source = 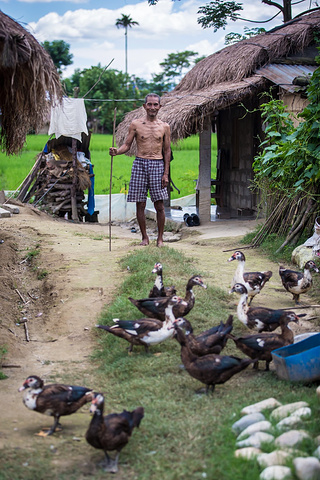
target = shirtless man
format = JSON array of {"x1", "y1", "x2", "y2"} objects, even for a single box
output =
[{"x1": 109, "y1": 93, "x2": 171, "y2": 247}]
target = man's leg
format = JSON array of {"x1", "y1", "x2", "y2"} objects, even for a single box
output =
[
  {"x1": 154, "y1": 200, "x2": 165, "y2": 247},
  {"x1": 136, "y1": 201, "x2": 149, "y2": 246}
]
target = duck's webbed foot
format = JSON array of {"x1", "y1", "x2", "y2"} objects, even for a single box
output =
[{"x1": 102, "y1": 452, "x2": 119, "y2": 473}]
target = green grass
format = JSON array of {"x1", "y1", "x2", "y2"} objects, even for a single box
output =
[
  {"x1": 89, "y1": 247, "x2": 320, "y2": 480},
  {"x1": 0, "y1": 133, "x2": 218, "y2": 200},
  {"x1": 3, "y1": 246, "x2": 320, "y2": 479}
]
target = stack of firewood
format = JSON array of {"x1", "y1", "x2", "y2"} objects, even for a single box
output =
[{"x1": 17, "y1": 142, "x2": 92, "y2": 221}]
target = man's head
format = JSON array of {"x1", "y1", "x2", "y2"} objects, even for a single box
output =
[{"x1": 143, "y1": 93, "x2": 161, "y2": 118}]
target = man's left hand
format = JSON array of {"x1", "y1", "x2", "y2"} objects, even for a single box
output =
[{"x1": 162, "y1": 174, "x2": 169, "y2": 189}]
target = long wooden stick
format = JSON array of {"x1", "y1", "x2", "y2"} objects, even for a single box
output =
[{"x1": 109, "y1": 108, "x2": 117, "y2": 252}]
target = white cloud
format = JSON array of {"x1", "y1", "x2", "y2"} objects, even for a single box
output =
[{"x1": 20, "y1": 0, "x2": 87, "y2": 3}]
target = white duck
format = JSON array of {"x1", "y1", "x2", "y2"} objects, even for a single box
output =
[
  {"x1": 96, "y1": 295, "x2": 187, "y2": 352},
  {"x1": 228, "y1": 251, "x2": 272, "y2": 304}
]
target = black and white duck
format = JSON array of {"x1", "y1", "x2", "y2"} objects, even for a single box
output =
[
  {"x1": 86, "y1": 393, "x2": 144, "y2": 473},
  {"x1": 173, "y1": 315, "x2": 234, "y2": 356},
  {"x1": 279, "y1": 260, "x2": 319, "y2": 304},
  {"x1": 149, "y1": 262, "x2": 176, "y2": 298},
  {"x1": 230, "y1": 283, "x2": 302, "y2": 332},
  {"x1": 228, "y1": 313, "x2": 298, "y2": 370},
  {"x1": 96, "y1": 295, "x2": 187, "y2": 352},
  {"x1": 173, "y1": 323, "x2": 253, "y2": 394},
  {"x1": 129, "y1": 275, "x2": 207, "y2": 321},
  {"x1": 228, "y1": 251, "x2": 272, "y2": 304},
  {"x1": 18, "y1": 375, "x2": 94, "y2": 436}
]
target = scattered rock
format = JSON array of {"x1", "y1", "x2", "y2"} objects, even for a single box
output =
[
  {"x1": 257, "y1": 451, "x2": 292, "y2": 468},
  {"x1": 235, "y1": 447, "x2": 262, "y2": 460},
  {"x1": 232, "y1": 412, "x2": 266, "y2": 435},
  {"x1": 270, "y1": 402, "x2": 309, "y2": 422},
  {"x1": 259, "y1": 465, "x2": 293, "y2": 480},
  {"x1": 236, "y1": 431, "x2": 275, "y2": 449},
  {"x1": 241, "y1": 398, "x2": 282, "y2": 416},
  {"x1": 276, "y1": 415, "x2": 303, "y2": 431},
  {"x1": 275, "y1": 430, "x2": 312, "y2": 448},
  {"x1": 237, "y1": 421, "x2": 273, "y2": 440},
  {"x1": 314, "y1": 446, "x2": 320, "y2": 459},
  {"x1": 293, "y1": 456, "x2": 320, "y2": 480}
]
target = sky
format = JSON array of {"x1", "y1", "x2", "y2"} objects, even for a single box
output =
[{"x1": 0, "y1": 0, "x2": 315, "y2": 81}]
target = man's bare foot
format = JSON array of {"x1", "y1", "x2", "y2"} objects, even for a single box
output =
[
  {"x1": 139, "y1": 238, "x2": 149, "y2": 246},
  {"x1": 157, "y1": 240, "x2": 164, "y2": 247}
]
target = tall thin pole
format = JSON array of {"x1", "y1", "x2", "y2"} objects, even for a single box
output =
[{"x1": 109, "y1": 107, "x2": 117, "y2": 252}]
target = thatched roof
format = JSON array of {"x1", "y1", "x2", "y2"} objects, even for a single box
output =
[
  {"x1": 116, "y1": 10, "x2": 320, "y2": 154},
  {"x1": 0, "y1": 11, "x2": 63, "y2": 155}
]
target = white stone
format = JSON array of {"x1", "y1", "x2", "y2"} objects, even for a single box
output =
[
  {"x1": 232, "y1": 412, "x2": 266, "y2": 435},
  {"x1": 291, "y1": 407, "x2": 312, "y2": 420},
  {"x1": 237, "y1": 421, "x2": 273, "y2": 440},
  {"x1": 236, "y1": 431, "x2": 275, "y2": 449},
  {"x1": 314, "y1": 446, "x2": 320, "y2": 459},
  {"x1": 293, "y1": 457, "x2": 320, "y2": 480},
  {"x1": 234, "y1": 447, "x2": 262, "y2": 460},
  {"x1": 275, "y1": 430, "x2": 312, "y2": 448},
  {"x1": 241, "y1": 398, "x2": 282, "y2": 416},
  {"x1": 260, "y1": 465, "x2": 293, "y2": 480},
  {"x1": 257, "y1": 451, "x2": 292, "y2": 468},
  {"x1": 276, "y1": 415, "x2": 303, "y2": 431},
  {"x1": 270, "y1": 402, "x2": 309, "y2": 421}
]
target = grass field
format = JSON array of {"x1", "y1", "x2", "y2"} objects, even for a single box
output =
[{"x1": 0, "y1": 134, "x2": 218, "y2": 200}]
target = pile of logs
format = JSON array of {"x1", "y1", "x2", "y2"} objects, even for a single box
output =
[{"x1": 17, "y1": 135, "x2": 92, "y2": 221}]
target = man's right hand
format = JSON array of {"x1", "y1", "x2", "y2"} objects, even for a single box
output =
[{"x1": 109, "y1": 147, "x2": 117, "y2": 156}]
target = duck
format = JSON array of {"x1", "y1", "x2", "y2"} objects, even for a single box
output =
[
  {"x1": 228, "y1": 251, "x2": 272, "y2": 304},
  {"x1": 129, "y1": 275, "x2": 207, "y2": 321},
  {"x1": 279, "y1": 260, "x2": 319, "y2": 304},
  {"x1": 18, "y1": 375, "x2": 94, "y2": 436},
  {"x1": 173, "y1": 323, "x2": 253, "y2": 394},
  {"x1": 86, "y1": 393, "x2": 144, "y2": 473},
  {"x1": 173, "y1": 315, "x2": 234, "y2": 356},
  {"x1": 96, "y1": 295, "x2": 188, "y2": 353},
  {"x1": 149, "y1": 262, "x2": 176, "y2": 298},
  {"x1": 227, "y1": 313, "x2": 298, "y2": 370},
  {"x1": 230, "y1": 283, "x2": 303, "y2": 332}
]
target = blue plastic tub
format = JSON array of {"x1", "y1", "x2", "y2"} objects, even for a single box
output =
[{"x1": 271, "y1": 332, "x2": 320, "y2": 382}]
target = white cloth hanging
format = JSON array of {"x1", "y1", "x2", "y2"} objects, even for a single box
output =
[{"x1": 49, "y1": 97, "x2": 88, "y2": 142}]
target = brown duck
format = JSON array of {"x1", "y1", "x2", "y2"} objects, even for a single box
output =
[
  {"x1": 174, "y1": 315, "x2": 233, "y2": 355},
  {"x1": 279, "y1": 260, "x2": 319, "y2": 304},
  {"x1": 149, "y1": 262, "x2": 176, "y2": 298},
  {"x1": 173, "y1": 323, "x2": 253, "y2": 394},
  {"x1": 129, "y1": 275, "x2": 207, "y2": 321},
  {"x1": 18, "y1": 375, "x2": 94, "y2": 436},
  {"x1": 86, "y1": 393, "x2": 144, "y2": 473},
  {"x1": 228, "y1": 313, "x2": 298, "y2": 370}
]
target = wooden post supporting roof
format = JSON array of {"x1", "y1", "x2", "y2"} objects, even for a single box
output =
[
  {"x1": 198, "y1": 118, "x2": 212, "y2": 223},
  {"x1": 71, "y1": 87, "x2": 80, "y2": 221}
]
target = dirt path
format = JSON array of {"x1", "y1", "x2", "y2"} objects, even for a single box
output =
[{"x1": 0, "y1": 204, "x2": 318, "y2": 463}]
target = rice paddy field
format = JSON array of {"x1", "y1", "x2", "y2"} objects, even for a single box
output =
[{"x1": 0, "y1": 134, "x2": 218, "y2": 200}]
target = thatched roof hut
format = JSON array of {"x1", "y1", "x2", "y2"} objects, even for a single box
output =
[
  {"x1": 0, "y1": 11, "x2": 63, "y2": 155},
  {"x1": 117, "y1": 10, "x2": 320, "y2": 148},
  {"x1": 116, "y1": 10, "x2": 320, "y2": 222}
]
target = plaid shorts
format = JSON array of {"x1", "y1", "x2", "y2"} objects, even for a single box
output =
[{"x1": 127, "y1": 157, "x2": 168, "y2": 203}]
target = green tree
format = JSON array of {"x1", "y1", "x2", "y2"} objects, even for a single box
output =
[
  {"x1": 152, "y1": 50, "x2": 199, "y2": 91},
  {"x1": 148, "y1": 1, "x2": 318, "y2": 31},
  {"x1": 42, "y1": 40, "x2": 73, "y2": 74},
  {"x1": 115, "y1": 14, "x2": 139, "y2": 79},
  {"x1": 72, "y1": 65, "x2": 141, "y2": 133},
  {"x1": 225, "y1": 26, "x2": 266, "y2": 45}
]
